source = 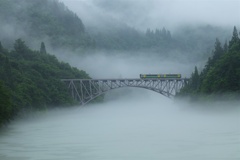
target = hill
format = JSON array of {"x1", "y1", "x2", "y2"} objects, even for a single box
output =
[
  {"x1": 178, "y1": 27, "x2": 240, "y2": 101},
  {"x1": 0, "y1": 0, "x2": 95, "y2": 51},
  {"x1": 0, "y1": 39, "x2": 92, "y2": 126},
  {"x1": 0, "y1": 0, "x2": 232, "y2": 62},
  {"x1": 86, "y1": 20, "x2": 232, "y2": 62}
]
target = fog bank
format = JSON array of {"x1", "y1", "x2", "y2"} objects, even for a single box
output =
[
  {"x1": 60, "y1": 0, "x2": 240, "y2": 30},
  {"x1": 0, "y1": 89, "x2": 239, "y2": 160},
  {"x1": 55, "y1": 50, "x2": 200, "y2": 79}
]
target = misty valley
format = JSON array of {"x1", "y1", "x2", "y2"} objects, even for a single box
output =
[{"x1": 0, "y1": 0, "x2": 240, "y2": 160}]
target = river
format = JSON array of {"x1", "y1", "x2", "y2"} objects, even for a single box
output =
[{"x1": 0, "y1": 89, "x2": 239, "y2": 160}]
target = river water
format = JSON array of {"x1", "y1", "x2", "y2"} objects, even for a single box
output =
[{"x1": 0, "y1": 90, "x2": 239, "y2": 160}]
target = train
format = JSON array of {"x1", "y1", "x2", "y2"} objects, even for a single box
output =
[{"x1": 140, "y1": 74, "x2": 181, "y2": 79}]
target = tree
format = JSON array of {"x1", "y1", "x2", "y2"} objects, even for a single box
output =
[
  {"x1": 212, "y1": 38, "x2": 224, "y2": 62},
  {"x1": 201, "y1": 38, "x2": 224, "y2": 79},
  {"x1": 0, "y1": 81, "x2": 13, "y2": 125},
  {"x1": 223, "y1": 40, "x2": 228, "y2": 53},
  {"x1": 13, "y1": 39, "x2": 31, "y2": 59},
  {"x1": 146, "y1": 28, "x2": 154, "y2": 38},
  {"x1": 40, "y1": 42, "x2": 47, "y2": 54},
  {"x1": 162, "y1": 27, "x2": 167, "y2": 38},
  {"x1": 229, "y1": 26, "x2": 240, "y2": 49},
  {"x1": 191, "y1": 66, "x2": 200, "y2": 90},
  {"x1": 0, "y1": 41, "x2": 3, "y2": 52},
  {"x1": 178, "y1": 26, "x2": 240, "y2": 100}
]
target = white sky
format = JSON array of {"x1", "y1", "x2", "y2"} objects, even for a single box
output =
[{"x1": 60, "y1": 0, "x2": 240, "y2": 30}]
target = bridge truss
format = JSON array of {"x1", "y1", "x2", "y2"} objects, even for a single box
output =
[{"x1": 61, "y1": 78, "x2": 188, "y2": 105}]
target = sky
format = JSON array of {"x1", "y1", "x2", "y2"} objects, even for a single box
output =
[{"x1": 60, "y1": 0, "x2": 240, "y2": 30}]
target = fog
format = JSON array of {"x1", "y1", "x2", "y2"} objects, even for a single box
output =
[
  {"x1": 0, "y1": 0, "x2": 240, "y2": 159},
  {"x1": 0, "y1": 88, "x2": 239, "y2": 160},
  {"x1": 1, "y1": 48, "x2": 240, "y2": 159},
  {"x1": 60, "y1": 0, "x2": 240, "y2": 30},
  {"x1": 55, "y1": 51, "x2": 197, "y2": 78}
]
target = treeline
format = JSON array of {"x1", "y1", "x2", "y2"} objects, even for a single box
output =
[
  {"x1": 91, "y1": 26, "x2": 173, "y2": 51},
  {"x1": 178, "y1": 27, "x2": 240, "y2": 100},
  {"x1": 0, "y1": 39, "x2": 91, "y2": 126},
  {"x1": 90, "y1": 24, "x2": 230, "y2": 62}
]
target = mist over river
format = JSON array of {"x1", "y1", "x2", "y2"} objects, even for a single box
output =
[
  {"x1": 0, "y1": 52, "x2": 240, "y2": 160},
  {"x1": 0, "y1": 0, "x2": 239, "y2": 159},
  {"x1": 0, "y1": 89, "x2": 239, "y2": 160}
]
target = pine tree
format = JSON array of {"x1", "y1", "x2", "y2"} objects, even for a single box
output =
[
  {"x1": 223, "y1": 40, "x2": 228, "y2": 53},
  {"x1": 202, "y1": 38, "x2": 224, "y2": 74},
  {"x1": 14, "y1": 39, "x2": 29, "y2": 55},
  {"x1": 190, "y1": 66, "x2": 200, "y2": 90},
  {"x1": 155, "y1": 29, "x2": 161, "y2": 40},
  {"x1": 0, "y1": 81, "x2": 13, "y2": 125},
  {"x1": 40, "y1": 42, "x2": 47, "y2": 54},
  {"x1": 162, "y1": 27, "x2": 167, "y2": 38},
  {"x1": 212, "y1": 38, "x2": 224, "y2": 61},
  {"x1": 229, "y1": 26, "x2": 240, "y2": 49},
  {"x1": 0, "y1": 41, "x2": 3, "y2": 52}
]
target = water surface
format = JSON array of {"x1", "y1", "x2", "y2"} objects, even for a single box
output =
[{"x1": 0, "y1": 90, "x2": 239, "y2": 160}]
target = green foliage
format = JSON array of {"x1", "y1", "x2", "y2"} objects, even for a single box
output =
[
  {"x1": 0, "y1": 40, "x2": 94, "y2": 126},
  {"x1": 178, "y1": 26, "x2": 240, "y2": 101},
  {"x1": 202, "y1": 46, "x2": 240, "y2": 93},
  {"x1": 0, "y1": 81, "x2": 13, "y2": 126},
  {"x1": 229, "y1": 26, "x2": 240, "y2": 49},
  {"x1": 191, "y1": 66, "x2": 200, "y2": 91},
  {"x1": 177, "y1": 66, "x2": 200, "y2": 100}
]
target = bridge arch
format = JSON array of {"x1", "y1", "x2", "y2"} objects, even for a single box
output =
[
  {"x1": 61, "y1": 78, "x2": 188, "y2": 105},
  {"x1": 81, "y1": 86, "x2": 172, "y2": 105}
]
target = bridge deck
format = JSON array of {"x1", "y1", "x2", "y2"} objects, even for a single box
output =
[{"x1": 61, "y1": 78, "x2": 188, "y2": 81}]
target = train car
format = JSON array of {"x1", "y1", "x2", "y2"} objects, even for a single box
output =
[{"x1": 140, "y1": 74, "x2": 181, "y2": 79}]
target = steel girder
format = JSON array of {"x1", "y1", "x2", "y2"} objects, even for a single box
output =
[{"x1": 61, "y1": 78, "x2": 188, "y2": 105}]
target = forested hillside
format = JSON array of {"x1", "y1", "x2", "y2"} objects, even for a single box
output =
[
  {"x1": 89, "y1": 25, "x2": 173, "y2": 51},
  {"x1": 0, "y1": 40, "x2": 91, "y2": 126},
  {"x1": 0, "y1": 0, "x2": 231, "y2": 62},
  {"x1": 0, "y1": 0, "x2": 95, "y2": 50},
  {"x1": 87, "y1": 22, "x2": 231, "y2": 62},
  {"x1": 178, "y1": 27, "x2": 240, "y2": 100}
]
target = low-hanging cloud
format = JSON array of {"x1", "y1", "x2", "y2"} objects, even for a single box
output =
[{"x1": 60, "y1": 0, "x2": 240, "y2": 30}]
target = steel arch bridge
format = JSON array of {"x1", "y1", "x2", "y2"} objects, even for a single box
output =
[{"x1": 61, "y1": 78, "x2": 189, "y2": 105}]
